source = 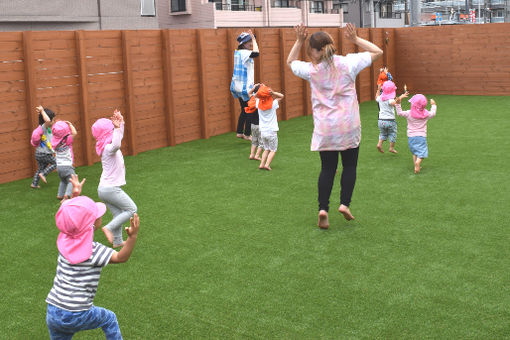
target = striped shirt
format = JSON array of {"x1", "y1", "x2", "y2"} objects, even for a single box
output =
[
  {"x1": 46, "y1": 242, "x2": 114, "y2": 312},
  {"x1": 291, "y1": 52, "x2": 372, "y2": 151},
  {"x1": 230, "y1": 49, "x2": 254, "y2": 101}
]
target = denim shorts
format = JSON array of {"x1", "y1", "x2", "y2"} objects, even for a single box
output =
[
  {"x1": 378, "y1": 119, "x2": 397, "y2": 143},
  {"x1": 408, "y1": 136, "x2": 428, "y2": 158}
]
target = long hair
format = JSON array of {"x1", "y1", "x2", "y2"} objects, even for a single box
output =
[{"x1": 308, "y1": 31, "x2": 336, "y2": 67}]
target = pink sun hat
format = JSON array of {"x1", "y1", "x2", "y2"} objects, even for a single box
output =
[
  {"x1": 55, "y1": 196, "x2": 107, "y2": 264},
  {"x1": 91, "y1": 118, "x2": 114, "y2": 156},
  {"x1": 409, "y1": 94, "x2": 430, "y2": 119},
  {"x1": 51, "y1": 121, "x2": 71, "y2": 147},
  {"x1": 380, "y1": 80, "x2": 397, "y2": 101}
]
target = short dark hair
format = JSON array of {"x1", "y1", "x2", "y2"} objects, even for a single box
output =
[
  {"x1": 253, "y1": 84, "x2": 261, "y2": 94},
  {"x1": 39, "y1": 108, "x2": 55, "y2": 125}
]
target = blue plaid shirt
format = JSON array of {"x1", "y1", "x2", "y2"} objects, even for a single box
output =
[{"x1": 230, "y1": 49, "x2": 254, "y2": 101}]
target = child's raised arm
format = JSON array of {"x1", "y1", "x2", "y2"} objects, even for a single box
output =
[
  {"x1": 66, "y1": 121, "x2": 78, "y2": 137},
  {"x1": 109, "y1": 213, "x2": 140, "y2": 264},
  {"x1": 36, "y1": 105, "x2": 52, "y2": 128},
  {"x1": 270, "y1": 90, "x2": 284, "y2": 100},
  {"x1": 247, "y1": 83, "x2": 260, "y2": 97}
]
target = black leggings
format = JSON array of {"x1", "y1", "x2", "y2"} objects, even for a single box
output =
[
  {"x1": 318, "y1": 147, "x2": 359, "y2": 212},
  {"x1": 236, "y1": 98, "x2": 252, "y2": 136}
]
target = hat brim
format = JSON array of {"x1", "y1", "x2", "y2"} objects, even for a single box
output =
[{"x1": 95, "y1": 202, "x2": 107, "y2": 219}]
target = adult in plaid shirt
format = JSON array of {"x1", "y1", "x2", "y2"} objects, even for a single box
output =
[{"x1": 230, "y1": 30, "x2": 259, "y2": 141}]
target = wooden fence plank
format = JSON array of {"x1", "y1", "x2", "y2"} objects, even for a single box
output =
[
  {"x1": 75, "y1": 30, "x2": 93, "y2": 166},
  {"x1": 22, "y1": 31, "x2": 37, "y2": 174},
  {"x1": 161, "y1": 29, "x2": 176, "y2": 146},
  {"x1": 279, "y1": 29, "x2": 288, "y2": 121},
  {"x1": 197, "y1": 29, "x2": 209, "y2": 139},
  {"x1": 121, "y1": 31, "x2": 137, "y2": 156}
]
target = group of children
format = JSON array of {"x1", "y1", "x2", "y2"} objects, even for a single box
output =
[
  {"x1": 375, "y1": 67, "x2": 438, "y2": 174},
  {"x1": 30, "y1": 106, "x2": 139, "y2": 338}
]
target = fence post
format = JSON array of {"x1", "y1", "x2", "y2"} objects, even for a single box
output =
[
  {"x1": 75, "y1": 30, "x2": 93, "y2": 165},
  {"x1": 161, "y1": 29, "x2": 176, "y2": 146},
  {"x1": 369, "y1": 28, "x2": 377, "y2": 102},
  {"x1": 121, "y1": 30, "x2": 137, "y2": 155},
  {"x1": 196, "y1": 29, "x2": 209, "y2": 139},
  {"x1": 279, "y1": 28, "x2": 288, "y2": 121},
  {"x1": 22, "y1": 31, "x2": 37, "y2": 173},
  {"x1": 227, "y1": 29, "x2": 237, "y2": 132}
]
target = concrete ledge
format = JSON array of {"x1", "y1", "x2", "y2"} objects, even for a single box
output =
[{"x1": 0, "y1": 16, "x2": 99, "y2": 22}]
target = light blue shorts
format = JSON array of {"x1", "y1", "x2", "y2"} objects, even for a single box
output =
[
  {"x1": 408, "y1": 136, "x2": 428, "y2": 158},
  {"x1": 378, "y1": 119, "x2": 397, "y2": 143}
]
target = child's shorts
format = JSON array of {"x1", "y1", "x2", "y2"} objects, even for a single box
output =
[
  {"x1": 378, "y1": 119, "x2": 397, "y2": 143},
  {"x1": 261, "y1": 132, "x2": 278, "y2": 152},
  {"x1": 408, "y1": 136, "x2": 428, "y2": 158},
  {"x1": 251, "y1": 124, "x2": 261, "y2": 147}
]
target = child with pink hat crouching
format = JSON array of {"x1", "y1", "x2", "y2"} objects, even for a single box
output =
[
  {"x1": 51, "y1": 120, "x2": 77, "y2": 201},
  {"x1": 395, "y1": 93, "x2": 437, "y2": 174},
  {"x1": 45, "y1": 174, "x2": 139, "y2": 339}
]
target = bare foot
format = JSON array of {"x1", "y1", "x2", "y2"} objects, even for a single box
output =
[
  {"x1": 414, "y1": 163, "x2": 421, "y2": 174},
  {"x1": 31, "y1": 184, "x2": 40, "y2": 189},
  {"x1": 249, "y1": 156, "x2": 255, "y2": 160},
  {"x1": 236, "y1": 134, "x2": 243, "y2": 138},
  {"x1": 254, "y1": 156, "x2": 262, "y2": 161},
  {"x1": 258, "y1": 166, "x2": 265, "y2": 170},
  {"x1": 264, "y1": 166, "x2": 272, "y2": 171},
  {"x1": 113, "y1": 241, "x2": 125, "y2": 248},
  {"x1": 377, "y1": 145, "x2": 384, "y2": 153},
  {"x1": 102, "y1": 227, "x2": 114, "y2": 244},
  {"x1": 243, "y1": 135, "x2": 252, "y2": 141},
  {"x1": 338, "y1": 205, "x2": 355, "y2": 221},
  {"x1": 389, "y1": 149, "x2": 398, "y2": 154},
  {"x1": 318, "y1": 210, "x2": 329, "y2": 229},
  {"x1": 56, "y1": 196, "x2": 63, "y2": 200},
  {"x1": 39, "y1": 173, "x2": 47, "y2": 183}
]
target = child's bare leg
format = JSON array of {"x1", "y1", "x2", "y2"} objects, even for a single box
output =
[
  {"x1": 254, "y1": 147, "x2": 262, "y2": 161},
  {"x1": 102, "y1": 227, "x2": 114, "y2": 244},
  {"x1": 377, "y1": 140, "x2": 384, "y2": 153},
  {"x1": 318, "y1": 210, "x2": 329, "y2": 229},
  {"x1": 259, "y1": 150, "x2": 269, "y2": 169},
  {"x1": 413, "y1": 154, "x2": 417, "y2": 164},
  {"x1": 414, "y1": 157, "x2": 423, "y2": 174},
  {"x1": 249, "y1": 145, "x2": 257, "y2": 160},
  {"x1": 389, "y1": 142, "x2": 397, "y2": 153},
  {"x1": 264, "y1": 151, "x2": 276, "y2": 170},
  {"x1": 338, "y1": 204, "x2": 355, "y2": 221}
]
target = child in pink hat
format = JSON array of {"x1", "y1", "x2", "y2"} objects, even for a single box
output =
[
  {"x1": 51, "y1": 120, "x2": 77, "y2": 201},
  {"x1": 45, "y1": 174, "x2": 140, "y2": 339},
  {"x1": 395, "y1": 93, "x2": 438, "y2": 173},
  {"x1": 375, "y1": 81, "x2": 407, "y2": 154},
  {"x1": 92, "y1": 110, "x2": 137, "y2": 248}
]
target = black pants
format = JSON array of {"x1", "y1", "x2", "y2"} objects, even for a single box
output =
[
  {"x1": 236, "y1": 98, "x2": 252, "y2": 136},
  {"x1": 318, "y1": 147, "x2": 359, "y2": 212}
]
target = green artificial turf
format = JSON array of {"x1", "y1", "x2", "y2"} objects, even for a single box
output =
[{"x1": 1, "y1": 95, "x2": 509, "y2": 339}]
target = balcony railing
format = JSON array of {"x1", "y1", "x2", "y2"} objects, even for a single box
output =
[
  {"x1": 309, "y1": 7, "x2": 342, "y2": 13},
  {"x1": 214, "y1": 2, "x2": 261, "y2": 11},
  {"x1": 379, "y1": 12, "x2": 402, "y2": 18}
]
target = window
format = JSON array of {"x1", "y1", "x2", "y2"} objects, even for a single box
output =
[
  {"x1": 310, "y1": 1, "x2": 324, "y2": 13},
  {"x1": 332, "y1": 0, "x2": 348, "y2": 14},
  {"x1": 274, "y1": 0, "x2": 290, "y2": 7},
  {"x1": 171, "y1": 0, "x2": 187, "y2": 12},
  {"x1": 141, "y1": 0, "x2": 156, "y2": 16}
]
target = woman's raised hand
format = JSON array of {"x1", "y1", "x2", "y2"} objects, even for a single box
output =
[
  {"x1": 294, "y1": 24, "x2": 308, "y2": 42},
  {"x1": 344, "y1": 23, "x2": 357, "y2": 42}
]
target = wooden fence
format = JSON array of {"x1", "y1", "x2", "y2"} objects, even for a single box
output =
[{"x1": 1, "y1": 23, "x2": 508, "y2": 184}]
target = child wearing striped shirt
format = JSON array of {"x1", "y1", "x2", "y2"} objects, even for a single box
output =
[{"x1": 46, "y1": 174, "x2": 139, "y2": 339}]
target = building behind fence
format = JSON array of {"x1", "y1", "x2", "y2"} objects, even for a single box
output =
[{"x1": 1, "y1": 24, "x2": 509, "y2": 184}]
